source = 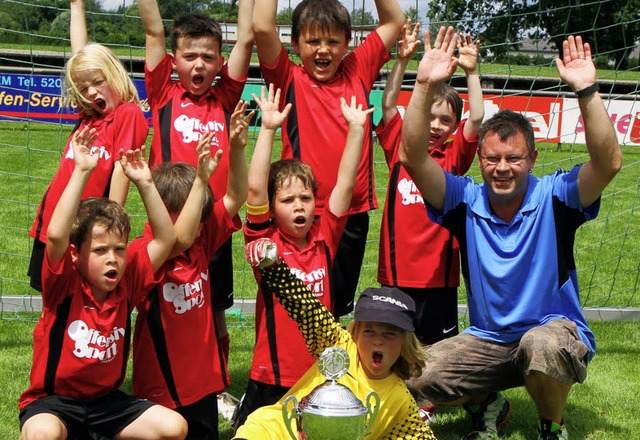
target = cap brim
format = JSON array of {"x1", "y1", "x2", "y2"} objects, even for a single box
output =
[{"x1": 355, "y1": 308, "x2": 414, "y2": 332}]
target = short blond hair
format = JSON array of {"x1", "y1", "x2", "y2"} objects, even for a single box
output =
[{"x1": 63, "y1": 43, "x2": 140, "y2": 115}]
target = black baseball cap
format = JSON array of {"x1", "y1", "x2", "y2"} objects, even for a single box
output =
[{"x1": 354, "y1": 287, "x2": 415, "y2": 332}]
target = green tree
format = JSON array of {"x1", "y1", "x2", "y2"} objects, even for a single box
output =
[
  {"x1": 351, "y1": 8, "x2": 376, "y2": 26},
  {"x1": 276, "y1": 6, "x2": 294, "y2": 24}
]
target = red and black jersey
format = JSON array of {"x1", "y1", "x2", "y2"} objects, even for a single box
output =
[
  {"x1": 30, "y1": 103, "x2": 148, "y2": 244},
  {"x1": 259, "y1": 32, "x2": 389, "y2": 215},
  {"x1": 131, "y1": 201, "x2": 241, "y2": 408},
  {"x1": 144, "y1": 55, "x2": 245, "y2": 201},
  {"x1": 19, "y1": 245, "x2": 159, "y2": 410},
  {"x1": 244, "y1": 204, "x2": 347, "y2": 387},
  {"x1": 377, "y1": 114, "x2": 477, "y2": 288}
]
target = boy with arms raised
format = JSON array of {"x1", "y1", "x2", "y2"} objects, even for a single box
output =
[
  {"x1": 252, "y1": 0, "x2": 404, "y2": 318},
  {"x1": 19, "y1": 129, "x2": 185, "y2": 440},
  {"x1": 138, "y1": 0, "x2": 254, "y2": 360}
]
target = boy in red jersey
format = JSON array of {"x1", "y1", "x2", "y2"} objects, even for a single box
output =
[
  {"x1": 137, "y1": 0, "x2": 254, "y2": 361},
  {"x1": 19, "y1": 128, "x2": 185, "y2": 440},
  {"x1": 130, "y1": 100, "x2": 252, "y2": 440},
  {"x1": 377, "y1": 22, "x2": 484, "y2": 346},
  {"x1": 252, "y1": 0, "x2": 404, "y2": 318},
  {"x1": 232, "y1": 85, "x2": 374, "y2": 431}
]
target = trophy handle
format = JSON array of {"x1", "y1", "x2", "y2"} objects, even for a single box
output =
[
  {"x1": 361, "y1": 391, "x2": 381, "y2": 439},
  {"x1": 282, "y1": 395, "x2": 300, "y2": 440}
]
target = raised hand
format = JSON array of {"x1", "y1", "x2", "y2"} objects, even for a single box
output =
[
  {"x1": 340, "y1": 96, "x2": 375, "y2": 128},
  {"x1": 417, "y1": 26, "x2": 459, "y2": 86},
  {"x1": 252, "y1": 83, "x2": 292, "y2": 131},
  {"x1": 230, "y1": 99, "x2": 256, "y2": 150},
  {"x1": 457, "y1": 33, "x2": 480, "y2": 74},
  {"x1": 555, "y1": 35, "x2": 597, "y2": 92},
  {"x1": 118, "y1": 146, "x2": 152, "y2": 187},
  {"x1": 70, "y1": 126, "x2": 99, "y2": 172},
  {"x1": 195, "y1": 132, "x2": 223, "y2": 183},
  {"x1": 397, "y1": 19, "x2": 421, "y2": 61}
]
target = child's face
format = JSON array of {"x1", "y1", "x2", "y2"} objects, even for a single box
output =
[
  {"x1": 72, "y1": 225, "x2": 128, "y2": 298},
  {"x1": 271, "y1": 177, "x2": 315, "y2": 248},
  {"x1": 73, "y1": 71, "x2": 122, "y2": 116},
  {"x1": 356, "y1": 322, "x2": 403, "y2": 380},
  {"x1": 428, "y1": 100, "x2": 458, "y2": 150},
  {"x1": 172, "y1": 36, "x2": 224, "y2": 96},
  {"x1": 292, "y1": 25, "x2": 349, "y2": 82}
]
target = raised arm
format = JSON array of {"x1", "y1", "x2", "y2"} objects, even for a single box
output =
[
  {"x1": 247, "y1": 84, "x2": 292, "y2": 207},
  {"x1": 70, "y1": 0, "x2": 88, "y2": 54},
  {"x1": 399, "y1": 26, "x2": 458, "y2": 212},
  {"x1": 328, "y1": 97, "x2": 375, "y2": 216},
  {"x1": 120, "y1": 147, "x2": 176, "y2": 271},
  {"x1": 373, "y1": 0, "x2": 404, "y2": 51},
  {"x1": 46, "y1": 127, "x2": 99, "y2": 267},
  {"x1": 137, "y1": 0, "x2": 167, "y2": 71},
  {"x1": 224, "y1": 100, "x2": 254, "y2": 216},
  {"x1": 555, "y1": 36, "x2": 622, "y2": 208},
  {"x1": 457, "y1": 33, "x2": 484, "y2": 140},
  {"x1": 227, "y1": 0, "x2": 254, "y2": 80},
  {"x1": 380, "y1": 19, "x2": 421, "y2": 124},
  {"x1": 252, "y1": 0, "x2": 282, "y2": 66}
]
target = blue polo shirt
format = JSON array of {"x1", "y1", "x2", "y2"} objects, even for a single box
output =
[{"x1": 427, "y1": 166, "x2": 597, "y2": 356}]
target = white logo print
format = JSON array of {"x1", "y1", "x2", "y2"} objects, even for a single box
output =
[
  {"x1": 65, "y1": 144, "x2": 111, "y2": 161},
  {"x1": 173, "y1": 115, "x2": 224, "y2": 144},
  {"x1": 398, "y1": 177, "x2": 424, "y2": 206},
  {"x1": 67, "y1": 320, "x2": 125, "y2": 362},
  {"x1": 162, "y1": 271, "x2": 207, "y2": 314},
  {"x1": 289, "y1": 267, "x2": 326, "y2": 298},
  {"x1": 180, "y1": 102, "x2": 194, "y2": 108}
]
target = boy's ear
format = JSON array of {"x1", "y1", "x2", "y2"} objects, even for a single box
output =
[
  {"x1": 291, "y1": 40, "x2": 301, "y2": 55},
  {"x1": 169, "y1": 52, "x2": 177, "y2": 69},
  {"x1": 70, "y1": 244, "x2": 80, "y2": 266}
]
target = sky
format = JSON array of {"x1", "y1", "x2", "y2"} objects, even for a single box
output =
[{"x1": 100, "y1": 0, "x2": 428, "y2": 21}]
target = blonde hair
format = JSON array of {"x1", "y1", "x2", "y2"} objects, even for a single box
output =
[
  {"x1": 349, "y1": 321, "x2": 426, "y2": 381},
  {"x1": 63, "y1": 43, "x2": 140, "y2": 115}
]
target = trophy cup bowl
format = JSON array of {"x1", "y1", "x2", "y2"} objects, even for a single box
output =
[{"x1": 282, "y1": 347, "x2": 380, "y2": 440}]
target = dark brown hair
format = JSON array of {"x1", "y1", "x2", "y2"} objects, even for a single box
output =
[
  {"x1": 70, "y1": 198, "x2": 131, "y2": 248},
  {"x1": 171, "y1": 14, "x2": 223, "y2": 54},
  {"x1": 268, "y1": 159, "x2": 317, "y2": 205},
  {"x1": 292, "y1": 0, "x2": 351, "y2": 44}
]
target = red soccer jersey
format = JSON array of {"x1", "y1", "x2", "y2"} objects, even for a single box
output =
[
  {"x1": 144, "y1": 55, "x2": 245, "y2": 201},
  {"x1": 131, "y1": 201, "x2": 241, "y2": 408},
  {"x1": 244, "y1": 205, "x2": 347, "y2": 387},
  {"x1": 29, "y1": 103, "x2": 148, "y2": 243},
  {"x1": 19, "y1": 245, "x2": 159, "y2": 410},
  {"x1": 260, "y1": 32, "x2": 389, "y2": 215},
  {"x1": 376, "y1": 114, "x2": 477, "y2": 288}
]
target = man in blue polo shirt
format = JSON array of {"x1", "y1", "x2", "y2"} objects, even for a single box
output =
[{"x1": 400, "y1": 27, "x2": 622, "y2": 440}]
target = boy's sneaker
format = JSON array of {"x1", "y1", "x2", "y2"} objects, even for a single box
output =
[
  {"x1": 464, "y1": 392, "x2": 511, "y2": 439},
  {"x1": 537, "y1": 419, "x2": 568, "y2": 440}
]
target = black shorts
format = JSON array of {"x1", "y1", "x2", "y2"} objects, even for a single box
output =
[
  {"x1": 208, "y1": 237, "x2": 234, "y2": 311},
  {"x1": 27, "y1": 239, "x2": 45, "y2": 292},
  {"x1": 175, "y1": 392, "x2": 219, "y2": 440},
  {"x1": 19, "y1": 390, "x2": 155, "y2": 439},
  {"x1": 397, "y1": 286, "x2": 459, "y2": 345},
  {"x1": 232, "y1": 379, "x2": 290, "y2": 431},
  {"x1": 332, "y1": 212, "x2": 370, "y2": 318}
]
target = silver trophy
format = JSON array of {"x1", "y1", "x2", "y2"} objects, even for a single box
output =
[{"x1": 282, "y1": 347, "x2": 380, "y2": 440}]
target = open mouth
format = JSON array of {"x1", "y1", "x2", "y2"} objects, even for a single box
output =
[
  {"x1": 104, "y1": 269, "x2": 118, "y2": 283},
  {"x1": 294, "y1": 215, "x2": 306, "y2": 225},
  {"x1": 95, "y1": 98, "x2": 106, "y2": 111},
  {"x1": 315, "y1": 59, "x2": 330, "y2": 71},
  {"x1": 192, "y1": 74, "x2": 204, "y2": 86},
  {"x1": 372, "y1": 351, "x2": 383, "y2": 367}
]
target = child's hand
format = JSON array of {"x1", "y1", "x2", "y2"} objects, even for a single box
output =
[
  {"x1": 196, "y1": 132, "x2": 223, "y2": 183},
  {"x1": 340, "y1": 96, "x2": 375, "y2": 127},
  {"x1": 119, "y1": 146, "x2": 152, "y2": 186},
  {"x1": 245, "y1": 238, "x2": 279, "y2": 268},
  {"x1": 397, "y1": 19, "x2": 421, "y2": 61},
  {"x1": 70, "y1": 126, "x2": 99, "y2": 172},
  {"x1": 417, "y1": 26, "x2": 459, "y2": 86},
  {"x1": 252, "y1": 83, "x2": 292, "y2": 131},
  {"x1": 230, "y1": 100, "x2": 256, "y2": 150},
  {"x1": 457, "y1": 33, "x2": 480, "y2": 74}
]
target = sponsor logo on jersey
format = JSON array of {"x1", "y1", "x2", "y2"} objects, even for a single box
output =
[
  {"x1": 67, "y1": 320, "x2": 125, "y2": 362},
  {"x1": 65, "y1": 143, "x2": 111, "y2": 161},
  {"x1": 173, "y1": 115, "x2": 225, "y2": 144},
  {"x1": 289, "y1": 267, "x2": 326, "y2": 298},
  {"x1": 397, "y1": 177, "x2": 424, "y2": 206},
  {"x1": 162, "y1": 271, "x2": 208, "y2": 314}
]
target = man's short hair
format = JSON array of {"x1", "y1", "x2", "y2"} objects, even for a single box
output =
[
  {"x1": 433, "y1": 83, "x2": 463, "y2": 126},
  {"x1": 153, "y1": 162, "x2": 214, "y2": 223},
  {"x1": 171, "y1": 14, "x2": 223, "y2": 54},
  {"x1": 478, "y1": 109, "x2": 536, "y2": 154},
  {"x1": 70, "y1": 198, "x2": 131, "y2": 248},
  {"x1": 268, "y1": 158, "x2": 317, "y2": 206},
  {"x1": 292, "y1": 0, "x2": 352, "y2": 45}
]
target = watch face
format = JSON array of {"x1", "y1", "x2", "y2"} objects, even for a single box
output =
[{"x1": 318, "y1": 346, "x2": 350, "y2": 381}]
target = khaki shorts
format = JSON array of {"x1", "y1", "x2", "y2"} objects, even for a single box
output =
[{"x1": 407, "y1": 319, "x2": 591, "y2": 405}]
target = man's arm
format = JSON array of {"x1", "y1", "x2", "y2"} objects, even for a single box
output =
[
  {"x1": 457, "y1": 34, "x2": 484, "y2": 140},
  {"x1": 223, "y1": 100, "x2": 253, "y2": 216},
  {"x1": 70, "y1": 0, "x2": 88, "y2": 55},
  {"x1": 373, "y1": 0, "x2": 404, "y2": 51},
  {"x1": 252, "y1": 0, "x2": 282, "y2": 67},
  {"x1": 120, "y1": 147, "x2": 176, "y2": 271},
  {"x1": 399, "y1": 27, "x2": 458, "y2": 212},
  {"x1": 46, "y1": 128, "x2": 99, "y2": 267},
  {"x1": 138, "y1": 0, "x2": 167, "y2": 71},
  {"x1": 555, "y1": 36, "x2": 622, "y2": 208},
  {"x1": 328, "y1": 97, "x2": 375, "y2": 216},
  {"x1": 227, "y1": 0, "x2": 254, "y2": 80},
  {"x1": 380, "y1": 20, "x2": 421, "y2": 124}
]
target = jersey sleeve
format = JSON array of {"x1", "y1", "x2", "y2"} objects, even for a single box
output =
[
  {"x1": 259, "y1": 261, "x2": 349, "y2": 359},
  {"x1": 144, "y1": 55, "x2": 173, "y2": 109},
  {"x1": 259, "y1": 45, "x2": 294, "y2": 111},
  {"x1": 375, "y1": 112, "x2": 403, "y2": 166},
  {"x1": 350, "y1": 31, "x2": 390, "y2": 86},
  {"x1": 202, "y1": 199, "x2": 242, "y2": 257},
  {"x1": 453, "y1": 120, "x2": 478, "y2": 175},
  {"x1": 213, "y1": 64, "x2": 247, "y2": 113},
  {"x1": 41, "y1": 247, "x2": 75, "y2": 309},
  {"x1": 111, "y1": 104, "x2": 149, "y2": 152}
]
